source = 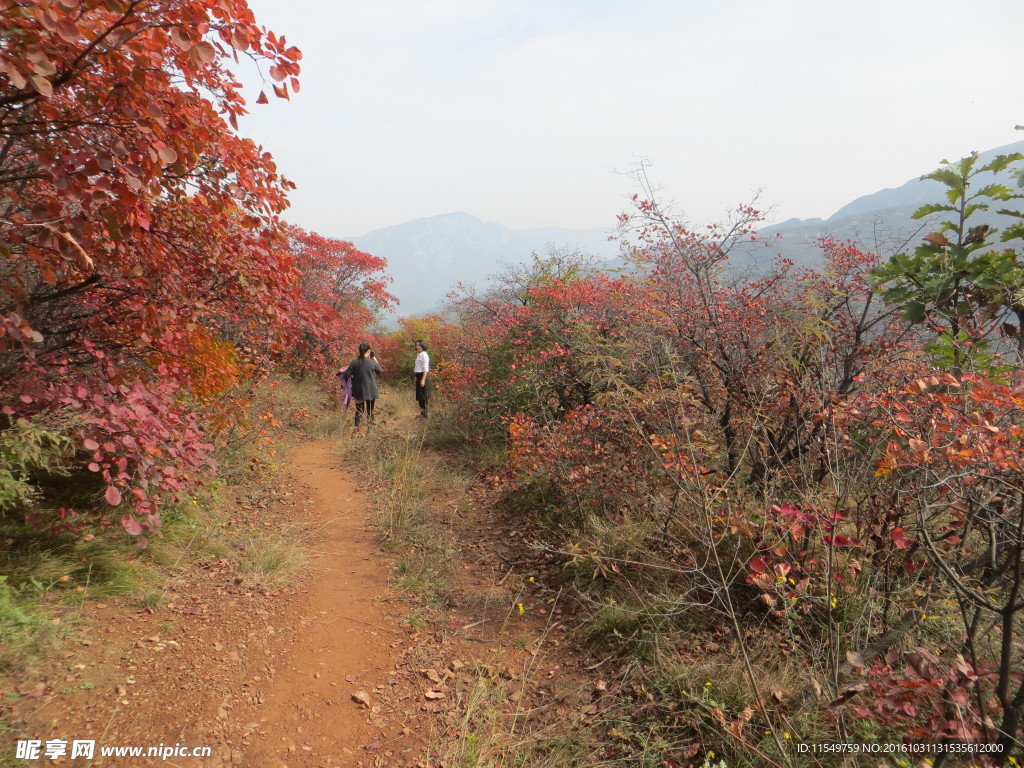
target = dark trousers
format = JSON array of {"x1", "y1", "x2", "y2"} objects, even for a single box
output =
[
  {"x1": 355, "y1": 399, "x2": 375, "y2": 426},
  {"x1": 414, "y1": 373, "x2": 429, "y2": 415}
]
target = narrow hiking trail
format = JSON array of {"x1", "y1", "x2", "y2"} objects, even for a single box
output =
[
  {"x1": 239, "y1": 441, "x2": 424, "y2": 766},
  {"x1": 17, "y1": 440, "x2": 431, "y2": 768},
  {"x1": 11, "y1": 413, "x2": 599, "y2": 768}
]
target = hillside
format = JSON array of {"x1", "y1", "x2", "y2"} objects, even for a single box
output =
[
  {"x1": 349, "y1": 213, "x2": 620, "y2": 318},
  {"x1": 759, "y1": 139, "x2": 1024, "y2": 266},
  {"x1": 354, "y1": 141, "x2": 1024, "y2": 320}
]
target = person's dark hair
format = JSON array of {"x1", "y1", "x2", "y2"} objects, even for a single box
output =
[
  {"x1": 415, "y1": 339, "x2": 428, "y2": 352},
  {"x1": 358, "y1": 341, "x2": 371, "y2": 357}
]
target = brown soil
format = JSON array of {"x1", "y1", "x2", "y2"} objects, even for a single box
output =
[{"x1": 7, "y1": 425, "x2": 598, "y2": 767}]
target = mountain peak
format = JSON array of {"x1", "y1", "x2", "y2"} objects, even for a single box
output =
[
  {"x1": 827, "y1": 139, "x2": 1024, "y2": 222},
  {"x1": 351, "y1": 216, "x2": 618, "y2": 318}
]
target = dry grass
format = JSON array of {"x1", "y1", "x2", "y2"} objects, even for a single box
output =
[
  {"x1": 236, "y1": 525, "x2": 312, "y2": 591},
  {"x1": 427, "y1": 668, "x2": 590, "y2": 768}
]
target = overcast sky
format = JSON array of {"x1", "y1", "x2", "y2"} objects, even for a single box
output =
[{"x1": 236, "y1": 0, "x2": 1023, "y2": 238}]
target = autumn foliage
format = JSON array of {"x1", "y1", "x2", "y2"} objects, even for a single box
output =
[
  {"x1": 278, "y1": 227, "x2": 395, "y2": 381},
  {"x1": 0, "y1": 2, "x2": 389, "y2": 541},
  {"x1": 428, "y1": 167, "x2": 1024, "y2": 761}
]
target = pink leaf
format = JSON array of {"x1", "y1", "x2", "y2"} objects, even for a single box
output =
[
  {"x1": 120, "y1": 513, "x2": 142, "y2": 536},
  {"x1": 104, "y1": 485, "x2": 122, "y2": 506}
]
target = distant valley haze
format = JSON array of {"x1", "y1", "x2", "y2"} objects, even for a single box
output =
[
  {"x1": 350, "y1": 212, "x2": 620, "y2": 320},
  {"x1": 352, "y1": 139, "x2": 1024, "y2": 321}
]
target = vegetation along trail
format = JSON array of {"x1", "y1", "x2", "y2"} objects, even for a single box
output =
[
  {"x1": 7, "y1": 386, "x2": 595, "y2": 768},
  {"x1": 13, "y1": 436, "x2": 436, "y2": 767},
  {"x1": 5, "y1": 1, "x2": 1024, "y2": 763}
]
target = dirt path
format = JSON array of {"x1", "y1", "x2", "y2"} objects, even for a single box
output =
[
  {"x1": 10, "y1": 422, "x2": 598, "y2": 768},
  {"x1": 241, "y1": 441, "x2": 417, "y2": 767},
  {"x1": 16, "y1": 440, "x2": 429, "y2": 768}
]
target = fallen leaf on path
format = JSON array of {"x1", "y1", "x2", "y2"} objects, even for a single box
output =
[
  {"x1": 424, "y1": 689, "x2": 445, "y2": 700},
  {"x1": 352, "y1": 690, "x2": 371, "y2": 708}
]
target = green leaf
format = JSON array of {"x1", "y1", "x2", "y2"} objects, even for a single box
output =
[
  {"x1": 912, "y1": 203, "x2": 957, "y2": 220},
  {"x1": 972, "y1": 273, "x2": 1002, "y2": 290},
  {"x1": 923, "y1": 275, "x2": 956, "y2": 294},
  {"x1": 914, "y1": 243, "x2": 945, "y2": 259},
  {"x1": 974, "y1": 183, "x2": 1018, "y2": 201},
  {"x1": 925, "y1": 167, "x2": 967, "y2": 194},
  {"x1": 1001, "y1": 223, "x2": 1024, "y2": 243},
  {"x1": 979, "y1": 153, "x2": 1024, "y2": 175},
  {"x1": 962, "y1": 203, "x2": 990, "y2": 221},
  {"x1": 903, "y1": 299, "x2": 926, "y2": 322}
]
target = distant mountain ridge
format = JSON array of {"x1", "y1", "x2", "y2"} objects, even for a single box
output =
[
  {"x1": 350, "y1": 212, "x2": 620, "y2": 319},
  {"x1": 758, "y1": 139, "x2": 1024, "y2": 267},
  {"x1": 354, "y1": 140, "x2": 1024, "y2": 320}
]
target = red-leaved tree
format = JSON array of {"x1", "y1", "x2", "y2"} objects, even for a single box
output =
[
  {"x1": 0, "y1": 1, "x2": 358, "y2": 542},
  {"x1": 279, "y1": 227, "x2": 396, "y2": 381}
]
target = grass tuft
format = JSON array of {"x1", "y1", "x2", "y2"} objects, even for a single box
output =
[{"x1": 237, "y1": 528, "x2": 310, "y2": 591}]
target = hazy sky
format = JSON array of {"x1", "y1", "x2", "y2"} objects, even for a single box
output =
[{"x1": 236, "y1": 0, "x2": 1023, "y2": 238}]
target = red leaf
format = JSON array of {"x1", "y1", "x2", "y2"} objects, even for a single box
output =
[
  {"x1": 105, "y1": 485, "x2": 122, "y2": 506},
  {"x1": 121, "y1": 513, "x2": 142, "y2": 535},
  {"x1": 748, "y1": 555, "x2": 770, "y2": 575},
  {"x1": 29, "y1": 73, "x2": 53, "y2": 97},
  {"x1": 196, "y1": 41, "x2": 216, "y2": 64},
  {"x1": 157, "y1": 145, "x2": 178, "y2": 165}
]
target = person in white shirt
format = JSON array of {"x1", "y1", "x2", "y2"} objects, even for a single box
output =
[{"x1": 414, "y1": 339, "x2": 431, "y2": 418}]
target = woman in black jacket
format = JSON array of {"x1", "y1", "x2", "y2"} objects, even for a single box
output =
[{"x1": 341, "y1": 342, "x2": 382, "y2": 429}]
